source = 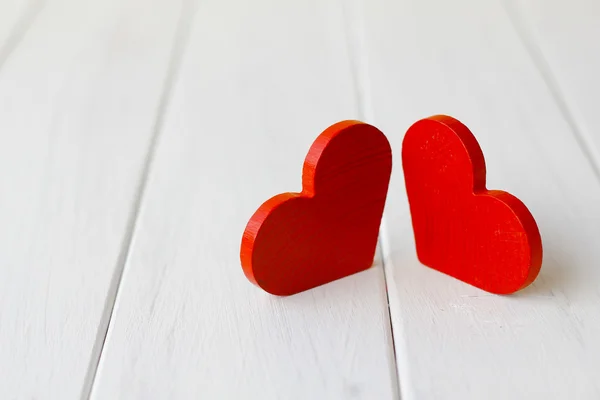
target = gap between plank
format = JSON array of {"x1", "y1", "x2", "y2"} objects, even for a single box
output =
[
  {"x1": 502, "y1": 0, "x2": 600, "y2": 184},
  {"x1": 340, "y1": 0, "x2": 402, "y2": 398},
  {"x1": 0, "y1": 0, "x2": 45, "y2": 72},
  {"x1": 79, "y1": 1, "x2": 197, "y2": 399}
]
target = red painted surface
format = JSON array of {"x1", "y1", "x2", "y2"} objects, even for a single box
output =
[
  {"x1": 241, "y1": 121, "x2": 392, "y2": 296},
  {"x1": 402, "y1": 115, "x2": 543, "y2": 294}
]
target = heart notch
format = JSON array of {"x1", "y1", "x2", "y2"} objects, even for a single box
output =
[
  {"x1": 241, "y1": 121, "x2": 392, "y2": 296},
  {"x1": 402, "y1": 115, "x2": 542, "y2": 294}
]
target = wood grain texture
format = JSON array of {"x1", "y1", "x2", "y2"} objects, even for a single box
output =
[
  {"x1": 90, "y1": 0, "x2": 398, "y2": 399},
  {"x1": 402, "y1": 115, "x2": 542, "y2": 294},
  {"x1": 241, "y1": 120, "x2": 392, "y2": 296},
  {"x1": 0, "y1": 0, "x2": 183, "y2": 397},
  {"x1": 360, "y1": 0, "x2": 600, "y2": 398}
]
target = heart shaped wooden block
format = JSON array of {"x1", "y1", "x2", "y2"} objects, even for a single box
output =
[
  {"x1": 241, "y1": 121, "x2": 392, "y2": 296},
  {"x1": 402, "y1": 115, "x2": 543, "y2": 294}
]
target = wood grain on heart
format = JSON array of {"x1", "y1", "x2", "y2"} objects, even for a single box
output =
[
  {"x1": 402, "y1": 115, "x2": 543, "y2": 294},
  {"x1": 241, "y1": 121, "x2": 392, "y2": 296}
]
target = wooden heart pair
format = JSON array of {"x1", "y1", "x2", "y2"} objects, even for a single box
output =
[{"x1": 240, "y1": 116, "x2": 543, "y2": 296}]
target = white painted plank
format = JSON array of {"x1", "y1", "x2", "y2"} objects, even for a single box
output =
[
  {"x1": 0, "y1": 0, "x2": 183, "y2": 398},
  {"x1": 360, "y1": 0, "x2": 600, "y2": 398},
  {"x1": 506, "y1": 0, "x2": 600, "y2": 174},
  {"x1": 91, "y1": 0, "x2": 398, "y2": 399},
  {"x1": 0, "y1": 0, "x2": 39, "y2": 65}
]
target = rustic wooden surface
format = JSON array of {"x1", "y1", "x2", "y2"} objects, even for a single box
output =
[
  {"x1": 0, "y1": 0, "x2": 184, "y2": 398},
  {"x1": 0, "y1": 0, "x2": 599, "y2": 399}
]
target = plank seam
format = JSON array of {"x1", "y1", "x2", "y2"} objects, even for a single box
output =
[
  {"x1": 377, "y1": 228, "x2": 403, "y2": 400},
  {"x1": 0, "y1": 0, "x2": 45, "y2": 73},
  {"x1": 79, "y1": 1, "x2": 197, "y2": 398},
  {"x1": 340, "y1": 0, "x2": 401, "y2": 397},
  {"x1": 502, "y1": 0, "x2": 600, "y2": 184}
]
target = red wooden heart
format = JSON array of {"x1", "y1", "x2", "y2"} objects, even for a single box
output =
[
  {"x1": 241, "y1": 121, "x2": 392, "y2": 296},
  {"x1": 402, "y1": 115, "x2": 543, "y2": 294}
]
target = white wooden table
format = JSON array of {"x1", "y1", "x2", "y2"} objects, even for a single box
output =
[{"x1": 1, "y1": 0, "x2": 599, "y2": 399}]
